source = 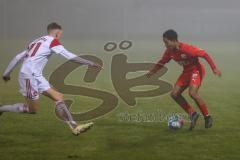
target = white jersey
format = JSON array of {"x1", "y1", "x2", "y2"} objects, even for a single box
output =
[
  {"x1": 3, "y1": 35, "x2": 96, "y2": 100},
  {"x1": 3, "y1": 35, "x2": 95, "y2": 78},
  {"x1": 21, "y1": 35, "x2": 77, "y2": 76}
]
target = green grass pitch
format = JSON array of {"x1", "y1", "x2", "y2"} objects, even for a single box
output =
[{"x1": 0, "y1": 40, "x2": 239, "y2": 160}]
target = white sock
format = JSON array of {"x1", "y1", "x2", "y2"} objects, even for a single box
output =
[
  {"x1": 66, "y1": 121, "x2": 78, "y2": 129},
  {"x1": 55, "y1": 101, "x2": 77, "y2": 129},
  {"x1": 0, "y1": 103, "x2": 29, "y2": 113}
]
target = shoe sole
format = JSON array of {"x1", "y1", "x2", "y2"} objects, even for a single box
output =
[
  {"x1": 73, "y1": 122, "x2": 94, "y2": 136},
  {"x1": 79, "y1": 123, "x2": 93, "y2": 133}
]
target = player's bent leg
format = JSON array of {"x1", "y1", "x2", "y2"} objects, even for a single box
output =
[
  {"x1": 171, "y1": 85, "x2": 199, "y2": 130},
  {"x1": 170, "y1": 85, "x2": 195, "y2": 116},
  {"x1": 42, "y1": 88, "x2": 93, "y2": 135},
  {"x1": 1, "y1": 73, "x2": 41, "y2": 115},
  {"x1": 0, "y1": 97, "x2": 39, "y2": 115},
  {"x1": 25, "y1": 97, "x2": 39, "y2": 114},
  {"x1": 189, "y1": 85, "x2": 212, "y2": 128},
  {"x1": 43, "y1": 88, "x2": 75, "y2": 126},
  {"x1": 189, "y1": 85, "x2": 209, "y2": 116},
  {"x1": 170, "y1": 85, "x2": 186, "y2": 99},
  {"x1": 42, "y1": 88, "x2": 64, "y2": 102},
  {"x1": 0, "y1": 103, "x2": 28, "y2": 115}
]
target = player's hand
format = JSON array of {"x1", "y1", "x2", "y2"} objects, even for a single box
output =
[
  {"x1": 213, "y1": 68, "x2": 221, "y2": 77},
  {"x1": 2, "y1": 76, "x2": 11, "y2": 82},
  {"x1": 146, "y1": 71, "x2": 155, "y2": 78},
  {"x1": 92, "y1": 63, "x2": 103, "y2": 70}
]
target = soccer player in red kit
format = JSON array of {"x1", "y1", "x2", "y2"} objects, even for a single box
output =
[{"x1": 147, "y1": 29, "x2": 221, "y2": 130}]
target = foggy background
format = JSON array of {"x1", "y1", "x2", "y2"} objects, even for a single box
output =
[
  {"x1": 1, "y1": 0, "x2": 240, "y2": 41},
  {"x1": 0, "y1": 0, "x2": 239, "y2": 126}
]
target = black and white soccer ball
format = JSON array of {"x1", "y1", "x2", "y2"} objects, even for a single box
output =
[{"x1": 168, "y1": 115, "x2": 184, "y2": 130}]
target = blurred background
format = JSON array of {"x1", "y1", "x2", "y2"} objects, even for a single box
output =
[
  {"x1": 1, "y1": 0, "x2": 240, "y2": 41},
  {"x1": 0, "y1": 1, "x2": 240, "y2": 159},
  {"x1": 0, "y1": 0, "x2": 239, "y2": 108},
  {"x1": 1, "y1": 0, "x2": 239, "y2": 105}
]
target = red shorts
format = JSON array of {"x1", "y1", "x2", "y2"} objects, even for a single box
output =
[{"x1": 176, "y1": 63, "x2": 205, "y2": 87}]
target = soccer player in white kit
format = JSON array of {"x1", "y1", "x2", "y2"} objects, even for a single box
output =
[{"x1": 0, "y1": 22, "x2": 102, "y2": 135}]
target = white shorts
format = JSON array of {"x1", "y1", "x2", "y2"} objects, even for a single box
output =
[{"x1": 18, "y1": 73, "x2": 51, "y2": 100}]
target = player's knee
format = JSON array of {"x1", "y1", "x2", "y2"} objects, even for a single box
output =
[
  {"x1": 189, "y1": 90, "x2": 198, "y2": 99},
  {"x1": 171, "y1": 91, "x2": 179, "y2": 99},
  {"x1": 28, "y1": 107, "x2": 38, "y2": 114},
  {"x1": 26, "y1": 103, "x2": 39, "y2": 114}
]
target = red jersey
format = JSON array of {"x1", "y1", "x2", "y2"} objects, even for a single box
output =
[{"x1": 154, "y1": 42, "x2": 216, "y2": 73}]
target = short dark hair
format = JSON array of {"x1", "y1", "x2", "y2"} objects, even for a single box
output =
[
  {"x1": 163, "y1": 29, "x2": 178, "y2": 41},
  {"x1": 47, "y1": 22, "x2": 62, "y2": 33}
]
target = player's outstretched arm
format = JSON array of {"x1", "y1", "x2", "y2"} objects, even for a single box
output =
[
  {"x1": 146, "y1": 50, "x2": 171, "y2": 78},
  {"x1": 199, "y1": 52, "x2": 221, "y2": 77},
  {"x1": 2, "y1": 50, "x2": 27, "y2": 82},
  {"x1": 51, "y1": 45, "x2": 102, "y2": 70},
  {"x1": 146, "y1": 63, "x2": 164, "y2": 78}
]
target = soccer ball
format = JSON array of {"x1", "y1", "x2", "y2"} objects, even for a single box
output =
[{"x1": 168, "y1": 115, "x2": 184, "y2": 130}]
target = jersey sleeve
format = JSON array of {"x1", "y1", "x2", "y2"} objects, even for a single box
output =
[
  {"x1": 49, "y1": 39, "x2": 77, "y2": 59},
  {"x1": 3, "y1": 50, "x2": 27, "y2": 77},
  {"x1": 50, "y1": 41, "x2": 95, "y2": 66},
  {"x1": 50, "y1": 39, "x2": 62, "y2": 49},
  {"x1": 150, "y1": 50, "x2": 171, "y2": 73},
  {"x1": 183, "y1": 45, "x2": 217, "y2": 70},
  {"x1": 51, "y1": 45, "x2": 77, "y2": 59},
  {"x1": 157, "y1": 50, "x2": 171, "y2": 65}
]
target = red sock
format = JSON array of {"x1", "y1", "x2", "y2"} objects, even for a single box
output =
[
  {"x1": 180, "y1": 102, "x2": 195, "y2": 116},
  {"x1": 198, "y1": 104, "x2": 209, "y2": 117}
]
